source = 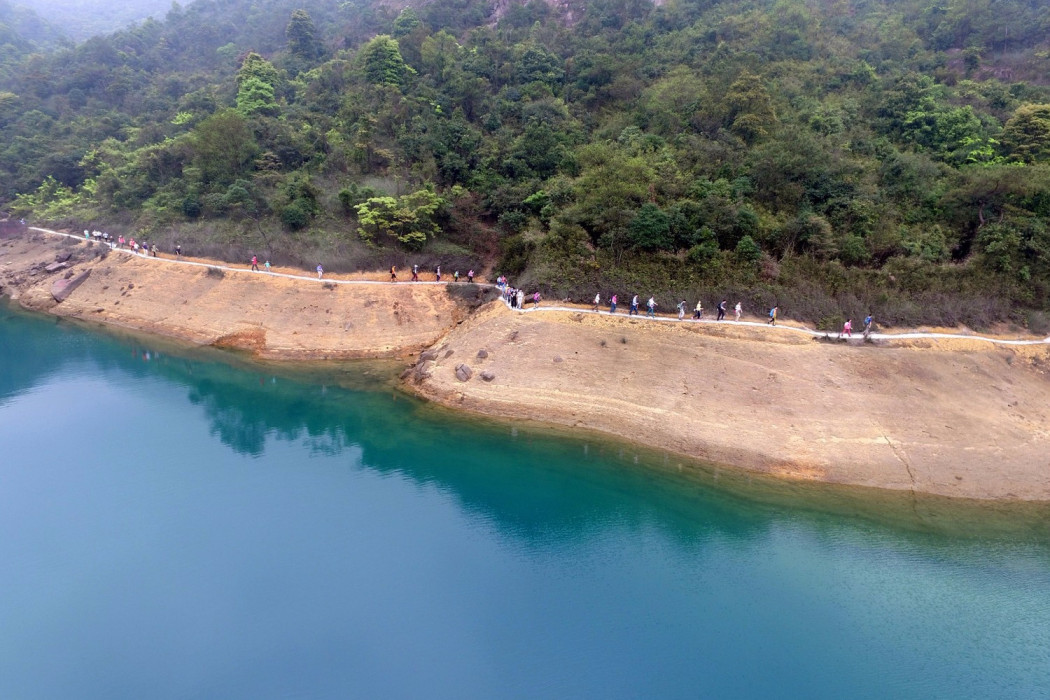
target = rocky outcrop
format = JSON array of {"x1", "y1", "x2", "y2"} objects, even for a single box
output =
[{"x1": 51, "y1": 269, "x2": 91, "y2": 302}]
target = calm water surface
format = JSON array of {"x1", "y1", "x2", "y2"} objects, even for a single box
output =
[{"x1": 1, "y1": 305, "x2": 1049, "y2": 699}]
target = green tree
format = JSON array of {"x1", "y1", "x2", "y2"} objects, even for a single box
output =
[
  {"x1": 735, "y1": 234, "x2": 762, "y2": 264},
  {"x1": 356, "y1": 188, "x2": 445, "y2": 250},
  {"x1": 725, "y1": 71, "x2": 777, "y2": 143},
  {"x1": 628, "y1": 203, "x2": 673, "y2": 251},
  {"x1": 286, "y1": 9, "x2": 323, "y2": 61},
  {"x1": 190, "y1": 110, "x2": 258, "y2": 186},
  {"x1": 361, "y1": 35, "x2": 408, "y2": 87},
  {"x1": 392, "y1": 8, "x2": 422, "y2": 38},
  {"x1": 236, "y1": 53, "x2": 280, "y2": 117},
  {"x1": 1002, "y1": 104, "x2": 1050, "y2": 163}
]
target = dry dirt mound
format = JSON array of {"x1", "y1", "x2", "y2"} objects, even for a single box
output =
[
  {"x1": 1, "y1": 235, "x2": 466, "y2": 359},
  {"x1": 408, "y1": 303, "x2": 1050, "y2": 501}
]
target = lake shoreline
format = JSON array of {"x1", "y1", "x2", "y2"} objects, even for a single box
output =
[{"x1": 4, "y1": 228, "x2": 1050, "y2": 502}]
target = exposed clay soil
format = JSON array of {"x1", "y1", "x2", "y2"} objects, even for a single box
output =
[
  {"x1": 0, "y1": 232, "x2": 466, "y2": 360},
  {"x1": 4, "y1": 229, "x2": 1050, "y2": 501},
  {"x1": 406, "y1": 303, "x2": 1050, "y2": 501}
]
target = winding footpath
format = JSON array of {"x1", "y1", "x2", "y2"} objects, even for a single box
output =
[{"x1": 30, "y1": 226, "x2": 1050, "y2": 347}]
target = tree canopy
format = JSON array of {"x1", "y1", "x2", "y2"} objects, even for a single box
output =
[{"x1": 2, "y1": 0, "x2": 1050, "y2": 327}]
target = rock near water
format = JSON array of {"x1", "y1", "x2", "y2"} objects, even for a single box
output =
[
  {"x1": 51, "y1": 269, "x2": 91, "y2": 303},
  {"x1": 455, "y1": 363, "x2": 473, "y2": 382}
]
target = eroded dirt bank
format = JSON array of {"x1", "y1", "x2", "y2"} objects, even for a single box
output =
[
  {"x1": 5, "y1": 230, "x2": 1050, "y2": 501},
  {"x1": 0, "y1": 232, "x2": 467, "y2": 359},
  {"x1": 406, "y1": 303, "x2": 1050, "y2": 501}
]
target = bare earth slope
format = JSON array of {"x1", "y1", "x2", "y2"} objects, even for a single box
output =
[
  {"x1": 0, "y1": 232, "x2": 465, "y2": 359},
  {"x1": 4, "y1": 229, "x2": 1050, "y2": 500},
  {"x1": 408, "y1": 303, "x2": 1050, "y2": 501}
]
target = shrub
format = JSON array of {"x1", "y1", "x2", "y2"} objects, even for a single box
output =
[{"x1": 281, "y1": 201, "x2": 310, "y2": 231}]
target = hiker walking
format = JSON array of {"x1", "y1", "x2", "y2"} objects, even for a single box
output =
[
  {"x1": 412, "y1": 264, "x2": 419, "y2": 282},
  {"x1": 151, "y1": 244, "x2": 158, "y2": 257},
  {"x1": 863, "y1": 314, "x2": 873, "y2": 337},
  {"x1": 174, "y1": 243, "x2": 181, "y2": 257},
  {"x1": 646, "y1": 297, "x2": 657, "y2": 318},
  {"x1": 610, "y1": 294, "x2": 618, "y2": 314},
  {"x1": 251, "y1": 255, "x2": 259, "y2": 271},
  {"x1": 694, "y1": 300, "x2": 703, "y2": 319},
  {"x1": 317, "y1": 264, "x2": 324, "y2": 279},
  {"x1": 630, "y1": 295, "x2": 639, "y2": 316},
  {"x1": 467, "y1": 269, "x2": 474, "y2": 283},
  {"x1": 264, "y1": 260, "x2": 271, "y2": 273},
  {"x1": 390, "y1": 265, "x2": 397, "y2": 282},
  {"x1": 435, "y1": 266, "x2": 441, "y2": 282},
  {"x1": 841, "y1": 318, "x2": 853, "y2": 338},
  {"x1": 516, "y1": 289, "x2": 525, "y2": 309},
  {"x1": 454, "y1": 270, "x2": 460, "y2": 282},
  {"x1": 734, "y1": 302, "x2": 742, "y2": 322},
  {"x1": 593, "y1": 293, "x2": 601, "y2": 311},
  {"x1": 717, "y1": 299, "x2": 727, "y2": 321},
  {"x1": 767, "y1": 305, "x2": 778, "y2": 326},
  {"x1": 677, "y1": 300, "x2": 687, "y2": 320},
  {"x1": 533, "y1": 291, "x2": 541, "y2": 307}
]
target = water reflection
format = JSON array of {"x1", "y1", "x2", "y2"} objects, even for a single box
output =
[
  {"x1": 3, "y1": 303, "x2": 1049, "y2": 544},
  {"x1": 4, "y1": 305, "x2": 1050, "y2": 699}
]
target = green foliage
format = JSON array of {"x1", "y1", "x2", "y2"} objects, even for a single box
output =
[
  {"x1": 281, "y1": 201, "x2": 310, "y2": 230},
  {"x1": 734, "y1": 234, "x2": 762, "y2": 265},
  {"x1": 356, "y1": 187, "x2": 445, "y2": 250},
  {"x1": 338, "y1": 182, "x2": 379, "y2": 215},
  {"x1": 628, "y1": 203, "x2": 672, "y2": 252},
  {"x1": 1, "y1": 0, "x2": 1050, "y2": 322},
  {"x1": 191, "y1": 109, "x2": 258, "y2": 186},
  {"x1": 360, "y1": 35, "x2": 407, "y2": 87},
  {"x1": 286, "y1": 9, "x2": 322, "y2": 61},
  {"x1": 1002, "y1": 104, "x2": 1050, "y2": 163},
  {"x1": 391, "y1": 8, "x2": 421, "y2": 38}
]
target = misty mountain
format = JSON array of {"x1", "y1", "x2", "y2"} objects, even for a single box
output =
[{"x1": 1, "y1": 0, "x2": 1049, "y2": 327}]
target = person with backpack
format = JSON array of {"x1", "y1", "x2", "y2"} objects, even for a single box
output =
[
  {"x1": 717, "y1": 299, "x2": 727, "y2": 321},
  {"x1": 677, "y1": 300, "x2": 687, "y2": 320},
  {"x1": 768, "y1": 306, "x2": 778, "y2": 326},
  {"x1": 646, "y1": 297, "x2": 657, "y2": 318}
]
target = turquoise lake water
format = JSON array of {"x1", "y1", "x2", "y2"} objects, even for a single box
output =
[{"x1": 1, "y1": 304, "x2": 1049, "y2": 699}]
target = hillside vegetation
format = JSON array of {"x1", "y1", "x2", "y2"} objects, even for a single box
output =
[{"x1": 2, "y1": 0, "x2": 1050, "y2": 330}]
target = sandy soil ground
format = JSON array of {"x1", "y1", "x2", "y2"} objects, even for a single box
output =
[
  {"x1": 407, "y1": 303, "x2": 1050, "y2": 501},
  {"x1": 4, "y1": 228, "x2": 1050, "y2": 501},
  {"x1": 0, "y1": 232, "x2": 468, "y2": 359}
]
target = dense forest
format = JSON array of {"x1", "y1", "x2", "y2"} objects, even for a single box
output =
[{"x1": 2, "y1": 0, "x2": 1050, "y2": 329}]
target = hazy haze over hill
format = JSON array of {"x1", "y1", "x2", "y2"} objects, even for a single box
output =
[{"x1": 14, "y1": 0, "x2": 175, "y2": 39}]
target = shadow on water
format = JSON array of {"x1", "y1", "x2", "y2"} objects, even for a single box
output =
[{"x1": 3, "y1": 301, "x2": 1049, "y2": 544}]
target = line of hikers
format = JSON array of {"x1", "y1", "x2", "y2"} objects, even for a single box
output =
[
  {"x1": 586, "y1": 293, "x2": 874, "y2": 336},
  {"x1": 385, "y1": 264, "x2": 476, "y2": 283},
  {"x1": 592, "y1": 294, "x2": 753, "y2": 322}
]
